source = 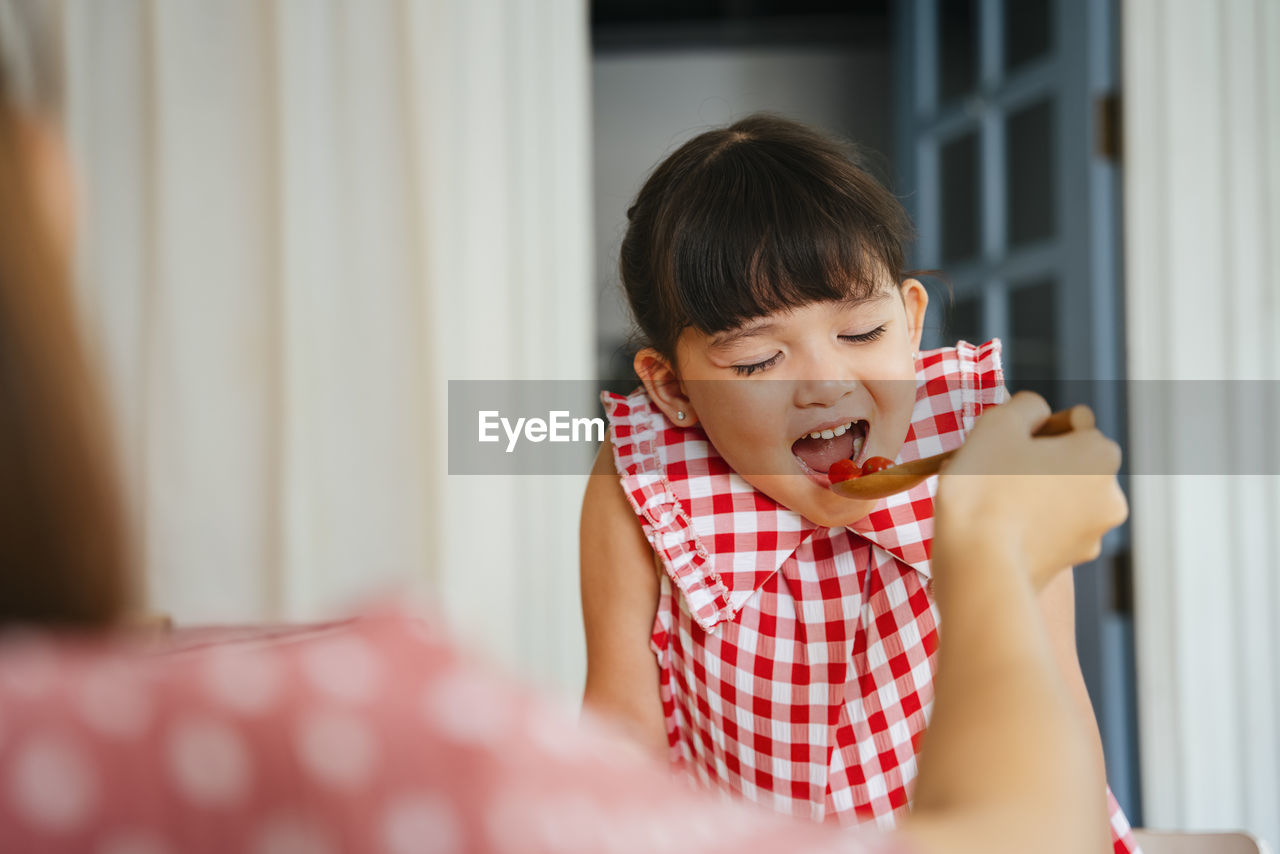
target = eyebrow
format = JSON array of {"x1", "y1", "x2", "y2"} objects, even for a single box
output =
[
  {"x1": 841, "y1": 291, "x2": 894, "y2": 309},
  {"x1": 708, "y1": 321, "x2": 778, "y2": 351},
  {"x1": 708, "y1": 292, "x2": 894, "y2": 351}
]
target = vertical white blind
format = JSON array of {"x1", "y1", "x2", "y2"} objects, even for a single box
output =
[
  {"x1": 60, "y1": 0, "x2": 592, "y2": 695},
  {"x1": 1124, "y1": 0, "x2": 1280, "y2": 845}
]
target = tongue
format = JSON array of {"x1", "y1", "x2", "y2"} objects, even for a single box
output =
[{"x1": 792, "y1": 431, "x2": 855, "y2": 473}]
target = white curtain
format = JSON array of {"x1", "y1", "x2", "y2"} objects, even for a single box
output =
[
  {"x1": 1124, "y1": 0, "x2": 1280, "y2": 846},
  {"x1": 59, "y1": 0, "x2": 593, "y2": 695}
]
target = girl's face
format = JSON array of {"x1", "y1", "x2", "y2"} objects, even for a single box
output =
[{"x1": 641, "y1": 279, "x2": 928, "y2": 528}]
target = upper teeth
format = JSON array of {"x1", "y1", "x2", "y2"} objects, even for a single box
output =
[{"x1": 807, "y1": 421, "x2": 854, "y2": 440}]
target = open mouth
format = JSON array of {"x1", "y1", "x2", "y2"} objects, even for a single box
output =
[{"x1": 790, "y1": 419, "x2": 869, "y2": 477}]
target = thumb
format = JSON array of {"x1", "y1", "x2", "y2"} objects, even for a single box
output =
[{"x1": 997, "y1": 391, "x2": 1052, "y2": 435}]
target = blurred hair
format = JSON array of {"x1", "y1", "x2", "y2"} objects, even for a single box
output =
[
  {"x1": 619, "y1": 114, "x2": 916, "y2": 362},
  {"x1": 0, "y1": 62, "x2": 132, "y2": 626}
]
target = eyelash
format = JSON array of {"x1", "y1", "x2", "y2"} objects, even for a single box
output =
[
  {"x1": 730, "y1": 325, "x2": 888, "y2": 376},
  {"x1": 839, "y1": 325, "x2": 887, "y2": 345},
  {"x1": 732, "y1": 353, "x2": 782, "y2": 376}
]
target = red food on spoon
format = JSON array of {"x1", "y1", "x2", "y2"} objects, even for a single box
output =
[
  {"x1": 828, "y1": 458, "x2": 861, "y2": 483},
  {"x1": 860, "y1": 456, "x2": 894, "y2": 475}
]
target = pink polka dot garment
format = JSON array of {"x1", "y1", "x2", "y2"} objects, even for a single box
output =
[
  {"x1": 0, "y1": 611, "x2": 905, "y2": 854},
  {"x1": 602, "y1": 340, "x2": 1141, "y2": 853}
]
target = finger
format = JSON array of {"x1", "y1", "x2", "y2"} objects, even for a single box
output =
[
  {"x1": 1082, "y1": 538, "x2": 1104, "y2": 564},
  {"x1": 1054, "y1": 430, "x2": 1122, "y2": 475},
  {"x1": 1029, "y1": 405, "x2": 1096, "y2": 437},
  {"x1": 1097, "y1": 435, "x2": 1122, "y2": 474},
  {"x1": 1106, "y1": 481, "x2": 1130, "y2": 527},
  {"x1": 1000, "y1": 391, "x2": 1052, "y2": 434},
  {"x1": 1061, "y1": 404, "x2": 1096, "y2": 433}
]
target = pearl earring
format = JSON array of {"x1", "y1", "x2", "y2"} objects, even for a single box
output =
[{"x1": 675, "y1": 410, "x2": 686, "y2": 422}]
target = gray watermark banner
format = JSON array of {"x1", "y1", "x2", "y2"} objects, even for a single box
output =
[
  {"x1": 449, "y1": 381, "x2": 604, "y2": 474},
  {"x1": 447, "y1": 380, "x2": 1280, "y2": 475}
]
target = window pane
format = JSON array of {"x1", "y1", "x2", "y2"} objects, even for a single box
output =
[
  {"x1": 1005, "y1": 0, "x2": 1053, "y2": 71},
  {"x1": 1008, "y1": 277, "x2": 1058, "y2": 404},
  {"x1": 1005, "y1": 98, "x2": 1055, "y2": 247},
  {"x1": 945, "y1": 294, "x2": 983, "y2": 345},
  {"x1": 940, "y1": 131, "x2": 981, "y2": 264},
  {"x1": 937, "y1": 0, "x2": 978, "y2": 103}
]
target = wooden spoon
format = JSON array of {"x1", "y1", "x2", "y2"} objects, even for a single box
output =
[{"x1": 829, "y1": 405, "x2": 1095, "y2": 501}]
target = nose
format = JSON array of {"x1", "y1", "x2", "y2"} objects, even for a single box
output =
[
  {"x1": 791, "y1": 343, "x2": 859, "y2": 408},
  {"x1": 794, "y1": 377, "x2": 855, "y2": 409}
]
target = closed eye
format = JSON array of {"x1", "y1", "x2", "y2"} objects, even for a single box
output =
[
  {"x1": 839, "y1": 325, "x2": 887, "y2": 344},
  {"x1": 731, "y1": 352, "x2": 782, "y2": 376}
]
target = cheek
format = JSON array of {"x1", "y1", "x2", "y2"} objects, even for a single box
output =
[
  {"x1": 687, "y1": 383, "x2": 788, "y2": 457},
  {"x1": 866, "y1": 359, "x2": 920, "y2": 443},
  {"x1": 886, "y1": 383, "x2": 919, "y2": 431},
  {"x1": 870, "y1": 369, "x2": 916, "y2": 408},
  {"x1": 688, "y1": 379, "x2": 784, "y2": 420}
]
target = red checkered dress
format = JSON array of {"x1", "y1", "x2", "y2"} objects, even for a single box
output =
[{"x1": 602, "y1": 340, "x2": 1141, "y2": 853}]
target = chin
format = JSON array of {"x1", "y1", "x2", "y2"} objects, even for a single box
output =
[
  {"x1": 742, "y1": 473, "x2": 877, "y2": 529},
  {"x1": 801, "y1": 500, "x2": 876, "y2": 529}
]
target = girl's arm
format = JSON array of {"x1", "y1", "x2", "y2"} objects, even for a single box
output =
[
  {"x1": 579, "y1": 437, "x2": 668, "y2": 756},
  {"x1": 900, "y1": 393, "x2": 1126, "y2": 854}
]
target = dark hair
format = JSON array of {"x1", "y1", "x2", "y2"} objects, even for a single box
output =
[
  {"x1": 619, "y1": 114, "x2": 915, "y2": 361},
  {"x1": 0, "y1": 71, "x2": 133, "y2": 627}
]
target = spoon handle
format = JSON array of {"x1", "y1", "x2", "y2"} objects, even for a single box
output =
[
  {"x1": 830, "y1": 405, "x2": 1094, "y2": 499},
  {"x1": 1031, "y1": 405, "x2": 1095, "y2": 437}
]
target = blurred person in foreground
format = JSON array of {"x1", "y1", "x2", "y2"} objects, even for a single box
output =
[{"x1": 0, "y1": 5, "x2": 1127, "y2": 853}]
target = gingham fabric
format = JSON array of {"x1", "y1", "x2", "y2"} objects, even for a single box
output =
[{"x1": 602, "y1": 339, "x2": 1141, "y2": 854}]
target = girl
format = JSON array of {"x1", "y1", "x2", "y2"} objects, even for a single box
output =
[{"x1": 581, "y1": 114, "x2": 1140, "y2": 852}]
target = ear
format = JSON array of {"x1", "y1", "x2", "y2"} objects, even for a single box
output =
[
  {"x1": 900, "y1": 278, "x2": 929, "y2": 352},
  {"x1": 633, "y1": 348, "x2": 698, "y2": 427}
]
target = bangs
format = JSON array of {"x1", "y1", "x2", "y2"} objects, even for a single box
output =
[
  {"x1": 660, "y1": 138, "x2": 910, "y2": 336},
  {"x1": 620, "y1": 114, "x2": 916, "y2": 359}
]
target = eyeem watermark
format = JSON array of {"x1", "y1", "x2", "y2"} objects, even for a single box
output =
[
  {"x1": 450, "y1": 378, "x2": 1280, "y2": 475},
  {"x1": 478, "y1": 410, "x2": 605, "y2": 453},
  {"x1": 449, "y1": 380, "x2": 606, "y2": 474}
]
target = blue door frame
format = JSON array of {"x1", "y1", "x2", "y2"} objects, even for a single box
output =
[{"x1": 894, "y1": 0, "x2": 1140, "y2": 821}]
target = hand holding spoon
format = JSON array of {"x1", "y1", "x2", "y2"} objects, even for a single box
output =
[{"x1": 829, "y1": 406, "x2": 1096, "y2": 501}]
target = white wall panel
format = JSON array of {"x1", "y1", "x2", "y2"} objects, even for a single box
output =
[
  {"x1": 1124, "y1": 0, "x2": 1280, "y2": 845},
  {"x1": 62, "y1": 0, "x2": 593, "y2": 695}
]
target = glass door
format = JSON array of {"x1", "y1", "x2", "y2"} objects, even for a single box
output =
[{"x1": 895, "y1": 0, "x2": 1139, "y2": 820}]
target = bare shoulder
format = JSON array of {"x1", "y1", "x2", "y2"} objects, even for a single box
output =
[
  {"x1": 580, "y1": 437, "x2": 656, "y2": 590},
  {"x1": 579, "y1": 436, "x2": 667, "y2": 754}
]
